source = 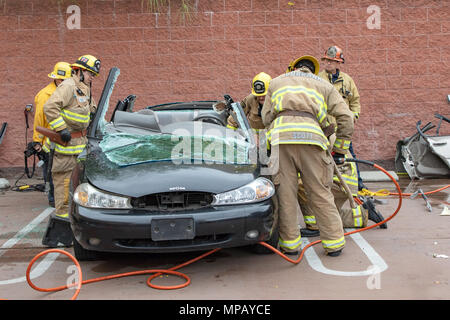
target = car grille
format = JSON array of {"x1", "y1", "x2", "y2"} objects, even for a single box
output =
[
  {"x1": 131, "y1": 192, "x2": 214, "y2": 211},
  {"x1": 116, "y1": 234, "x2": 231, "y2": 248}
]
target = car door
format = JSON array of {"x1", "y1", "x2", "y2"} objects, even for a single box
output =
[{"x1": 87, "y1": 67, "x2": 121, "y2": 140}]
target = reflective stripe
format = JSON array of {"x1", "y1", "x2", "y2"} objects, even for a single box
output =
[
  {"x1": 55, "y1": 143, "x2": 86, "y2": 155},
  {"x1": 267, "y1": 117, "x2": 328, "y2": 149},
  {"x1": 352, "y1": 205, "x2": 363, "y2": 227},
  {"x1": 270, "y1": 139, "x2": 328, "y2": 150},
  {"x1": 304, "y1": 215, "x2": 316, "y2": 224},
  {"x1": 322, "y1": 236, "x2": 345, "y2": 249},
  {"x1": 333, "y1": 174, "x2": 358, "y2": 187},
  {"x1": 49, "y1": 116, "x2": 65, "y2": 130},
  {"x1": 271, "y1": 85, "x2": 328, "y2": 123},
  {"x1": 42, "y1": 144, "x2": 50, "y2": 153},
  {"x1": 226, "y1": 124, "x2": 237, "y2": 130},
  {"x1": 268, "y1": 123, "x2": 327, "y2": 140},
  {"x1": 279, "y1": 235, "x2": 302, "y2": 250},
  {"x1": 61, "y1": 109, "x2": 90, "y2": 124},
  {"x1": 334, "y1": 138, "x2": 351, "y2": 150},
  {"x1": 42, "y1": 137, "x2": 51, "y2": 153},
  {"x1": 333, "y1": 154, "x2": 358, "y2": 186}
]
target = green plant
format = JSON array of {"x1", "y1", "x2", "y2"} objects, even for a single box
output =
[
  {"x1": 142, "y1": 0, "x2": 168, "y2": 13},
  {"x1": 142, "y1": 0, "x2": 196, "y2": 23}
]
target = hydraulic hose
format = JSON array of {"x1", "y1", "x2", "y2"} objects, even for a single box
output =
[
  {"x1": 258, "y1": 158, "x2": 403, "y2": 264},
  {"x1": 25, "y1": 159, "x2": 405, "y2": 299},
  {"x1": 26, "y1": 247, "x2": 220, "y2": 300}
]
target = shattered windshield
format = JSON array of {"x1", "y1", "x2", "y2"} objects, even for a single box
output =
[
  {"x1": 93, "y1": 69, "x2": 252, "y2": 167},
  {"x1": 99, "y1": 132, "x2": 250, "y2": 167}
]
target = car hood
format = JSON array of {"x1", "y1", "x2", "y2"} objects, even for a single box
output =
[{"x1": 84, "y1": 149, "x2": 259, "y2": 197}]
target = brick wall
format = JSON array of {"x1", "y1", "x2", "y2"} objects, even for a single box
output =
[{"x1": 0, "y1": 0, "x2": 449, "y2": 169}]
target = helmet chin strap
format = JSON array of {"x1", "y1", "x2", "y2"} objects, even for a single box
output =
[
  {"x1": 79, "y1": 69, "x2": 85, "y2": 83},
  {"x1": 78, "y1": 69, "x2": 93, "y2": 105}
]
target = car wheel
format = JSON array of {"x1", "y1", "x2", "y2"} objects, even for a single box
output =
[
  {"x1": 73, "y1": 237, "x2": 101, "y2": 261},
  {"x1": 249, "y1": 227, "x2": 279, "y2": 254}
]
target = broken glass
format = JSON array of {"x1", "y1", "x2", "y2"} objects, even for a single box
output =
[
  {"x1": 100, "y1": 132, "x2": 250, "y2": 167},
  {"x1": 93, "y1": 67, "x2": 253, "y2": 167}
]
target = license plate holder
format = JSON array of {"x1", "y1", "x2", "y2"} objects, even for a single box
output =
[{"x1": 151, "y1": 218, "x2": 195, "y2": 241}]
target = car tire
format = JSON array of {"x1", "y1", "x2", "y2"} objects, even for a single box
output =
[
  {"x1": 73, "y1": 237, "x2": 101, "y2": 261},
  {"x1": 249, "y1": 227, "x2": 279, "y2": 254}
]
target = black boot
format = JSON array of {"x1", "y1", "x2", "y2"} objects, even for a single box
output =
[
  {"x1": 327, "y1": 249, "x2": 342, "y2": 257},
  {"x1": 281, "y1": 249, "x2": 299, "y2": 256},
  {"x1": 300, "y1": 228, "x2": 320, "y2": 237},
  {"x1": 362, "y1": 197, "x2": 387, "y2": 229}
]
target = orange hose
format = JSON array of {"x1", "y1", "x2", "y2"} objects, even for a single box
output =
[
  {"x1": 258, "y1": 164, "x2": 403, "y2": 264},
  {"x1": 25, "y1": 164, "x2": 405, "y2": 299},
  {"x1": 26, "y1": 249, "x2": 83, "y2": 300},
  {"x1": 389, "y1": 184, "x2": 449, "y2": 197},
  {"x1": 26, "y1": 247, "x2": 220, "y2": 300}
]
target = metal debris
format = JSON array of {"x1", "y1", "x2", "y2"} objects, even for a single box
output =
[{"x1": 410, "y1": 188, "x2": 432, "y2": 212}]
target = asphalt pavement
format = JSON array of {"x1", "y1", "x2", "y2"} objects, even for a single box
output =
[{"x1": 0, "y1": 173, "x2": 449, "y2": 304}]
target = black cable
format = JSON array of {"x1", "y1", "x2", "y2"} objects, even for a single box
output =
[{"x1": 345, "y1": 158, "x2": 375, "y2": 167}]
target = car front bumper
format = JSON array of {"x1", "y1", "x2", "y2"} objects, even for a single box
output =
[{"x1": 71, "y1": 200, "x2": 274, "y2": 253}]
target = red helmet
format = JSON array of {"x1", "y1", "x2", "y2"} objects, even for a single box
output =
[{"x1": 323, "y1": 46, "x2": 345, "y2": 63}]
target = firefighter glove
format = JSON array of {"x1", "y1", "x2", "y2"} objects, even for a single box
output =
[
  {"x1": 59, "y1": 129, "x2": 72, "y2": 143},
  {"x1": 332, "y1": 152, "x2": 345, "y2": 165}
]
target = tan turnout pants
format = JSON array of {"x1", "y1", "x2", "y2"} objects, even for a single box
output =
[
  {"x1": 298, "y1": 151, "x2": 368, "y2": 229},
  {"x1": 272, "y1": 144, "x2": 345, "y2": 254},
  {"x1": 52, "y1": 153, "x2": 77, "y2": 218}
]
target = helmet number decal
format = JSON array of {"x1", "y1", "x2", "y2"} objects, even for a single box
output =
[{"x1": 253, "y1": 80, "x2": 266, "y2": 95}]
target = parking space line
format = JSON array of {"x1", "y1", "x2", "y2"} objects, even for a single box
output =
[
  {"x1": 0, "y1": 207, "x2": 53, "y2": 258},
  {"x1": 0, "y1": 252, "x2": 60, "y2": 285},
  {"x1": 302, "y1": 230, "x2": 388, "y2": 277},
  {"x1": 0, "y1": 207, "x2": 60, "y2": 286}
]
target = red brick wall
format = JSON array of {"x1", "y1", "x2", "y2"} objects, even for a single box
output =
[{"x1": 0, "y1": 0, "x2": 449, "y2": 169}]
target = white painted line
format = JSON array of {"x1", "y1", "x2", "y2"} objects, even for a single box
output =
[
  {"x1": 302, "y1": 229, "x2": 388, "y2": 277},
  {"x1": 0, "y1": 252, "x2": 60, "y2": 285},
  {"x1": 0, "y1": 207, "x2": 61, "y2": 286},
  {"x1": 0, "y1": 207, "x2": 54, "y2": 258}
]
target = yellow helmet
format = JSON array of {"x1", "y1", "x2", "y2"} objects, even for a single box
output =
[
  {"x1": 48, "y1": 62, "x2": 72, "y2": 80},
  {"x1": 251, "y1": 72, "x2": 272, "y2": 96},
  {"x1": 286, "y1": 55, "x2": 320, "y2": 75},
  {"x1": 71, "y1": 54, "x2": 101, "y2": 76}
]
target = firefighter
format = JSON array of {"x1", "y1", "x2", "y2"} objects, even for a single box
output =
[
  {"x1": 318, "y1": 45, "x2": 366, "y2": 191},
  {"x1": 43, "y1": 54, "x2": 100, "y2": 219},
  {"x1": 299, "y1": 47, "x2": 386, "y2": 237},
  {"x1": 298, "y1": 152, "x2": 387, "y2": 238},
  {"x1": 224, "y1": 72, "x2": 279, "y2": 250},
  {"x1": 226, "y1": 72, "x2": 272, "y2": 133},
  {"x1": 32, "y1": 61, "x2": 72, "y2": 207},
  {"x1": 261, "y1": 55, "x2": 353, "y2": 257}
]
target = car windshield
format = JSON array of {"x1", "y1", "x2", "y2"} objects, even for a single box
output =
[
  {"x1": 99, "y1": 132, "x2": 250, "y2": 167},
  {"x1": 92, "y1": 68, "x2": 253, "y2": 167}
]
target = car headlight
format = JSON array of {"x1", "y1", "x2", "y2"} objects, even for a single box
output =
[
  {"x1": 212, "y1": 177, "x2": 275, "y2": 206},
  {"x1": 73, "y1": 183, "x2": 132, "y2": 209}
]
